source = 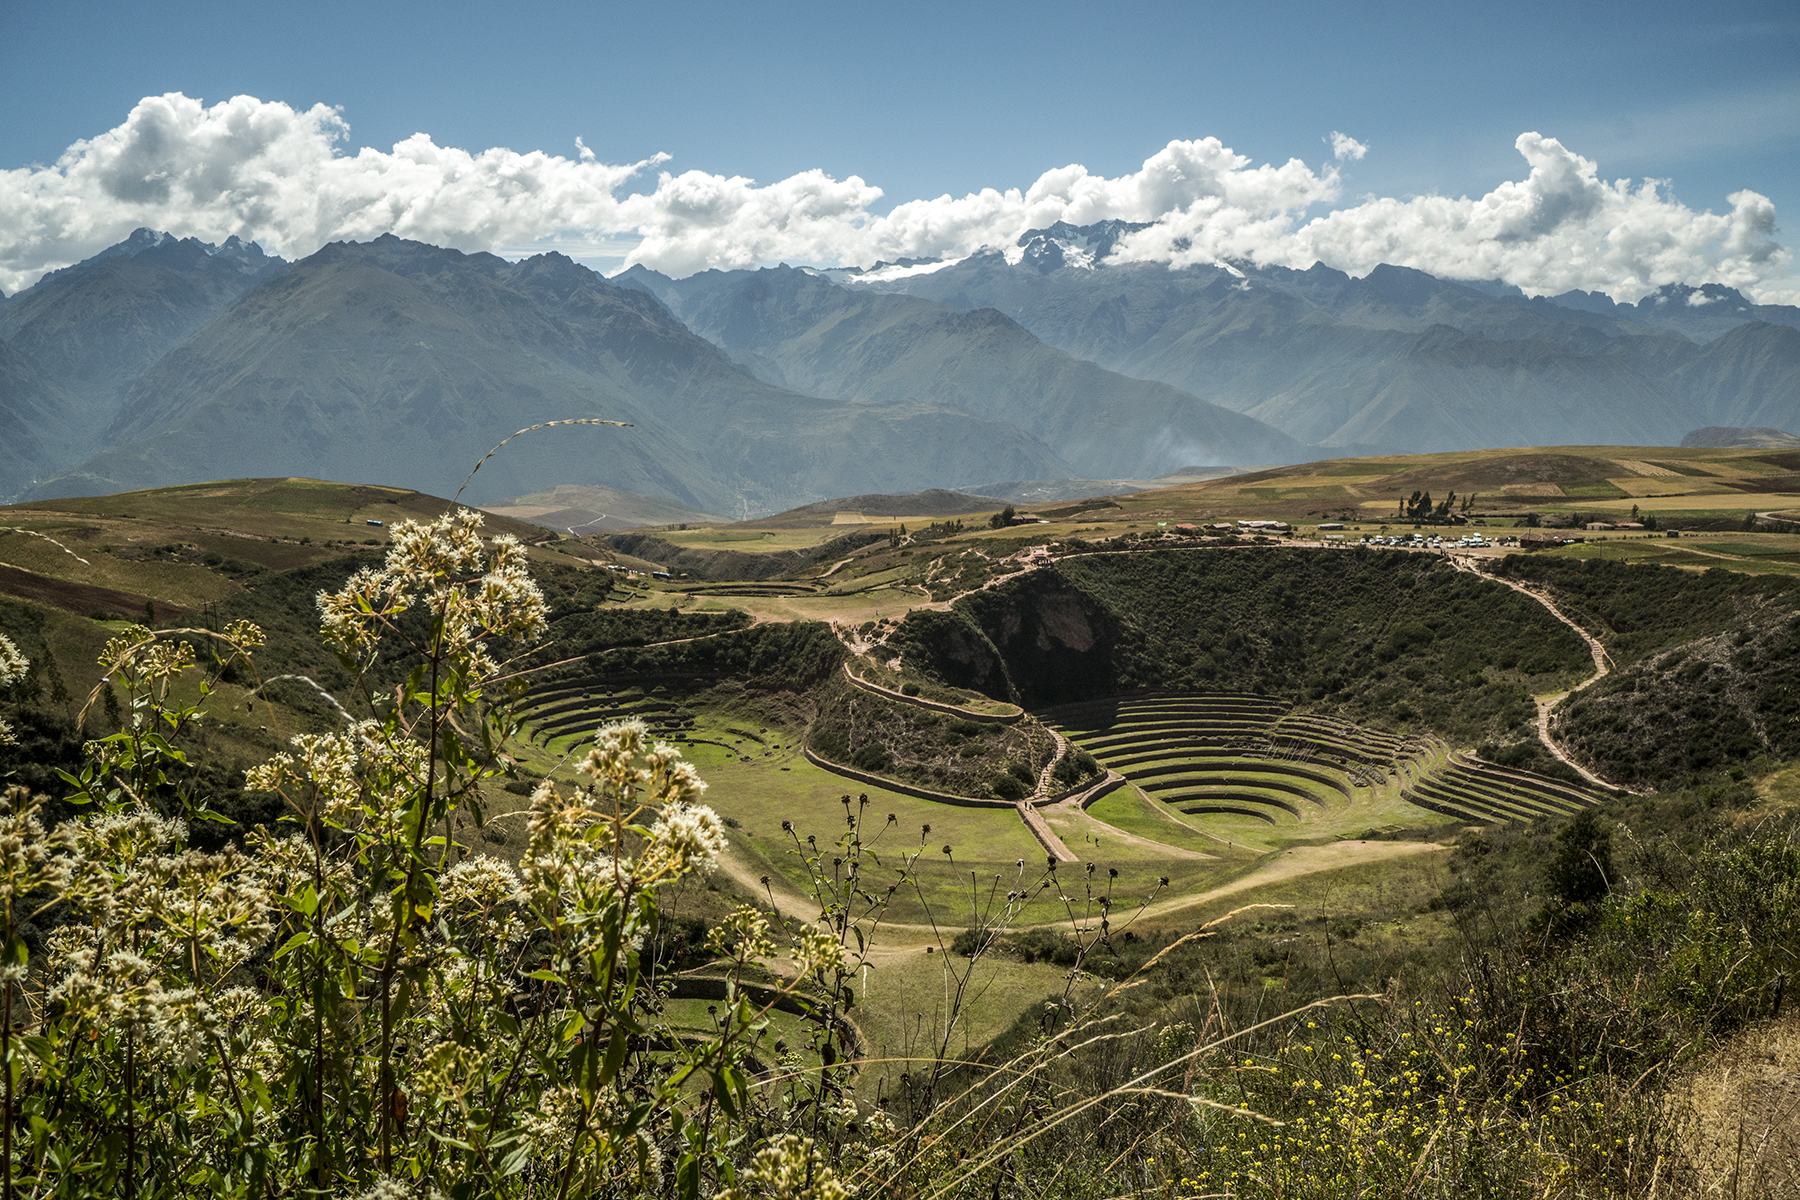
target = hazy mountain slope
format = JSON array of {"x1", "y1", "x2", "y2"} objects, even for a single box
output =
[
  {"x1": 0, "y1": 230, "x2": 286, "y2": 443},
  {"x1": 858, "y1": 223, "x2": 1751, "y2": 452},
  {"x1": 31, "y1": 238, "x2": 1069, "y2": 514},
  {"x1": 1669, "y1": 322, "x2": 1800, "y2": 432},
  {"x1": 616, "y1": 265, "x2": 1303, "y2": 476},
  {"x1": 1543, "y1": 283, "x2": 1800, "y2": 342},
  {"x1": 1250, "y1": 325, "x2": 1695, "y2": 448},
  {"x1": 0, "y1": 340, "x2": 82, "y2": 501},
  {"x1": 1681, "y1": 427, "x2": 1800, "y2": 448}
]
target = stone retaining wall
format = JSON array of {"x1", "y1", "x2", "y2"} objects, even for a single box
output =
[{"x1": 842, "y1": 666, "x2": 1022, "y2": 725}]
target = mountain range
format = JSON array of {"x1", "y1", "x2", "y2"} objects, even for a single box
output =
[
  {"x1": 828, "y1": 221, "x2": 1800, "y2": 452},
  {"x1": 1, "y1": 221, "x2": 1796, "y2": 515}
]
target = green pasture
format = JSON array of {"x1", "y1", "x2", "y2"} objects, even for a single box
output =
[
  {"x1": 849, "y1": 949, "x2": 1080, "y2": 1100},
  {"x1": 1142, "y1": 848, "x2": 1455, "y2": 936},
  {"x1": 1078, "y1": 785, "x2": 1238, "y2": 856},
  {"x1": 616, "y1": 586, "x2": 930, "y2": 627},
  {"x1": 524, "y1": 710, "x2": 1050, "y2": 924},
  {"x1": 648, "y1": 527, "x2": 846, "y2": 553},
  {"x1": 1538, "y1": 533, "x2": 1800, "y2": 576}
]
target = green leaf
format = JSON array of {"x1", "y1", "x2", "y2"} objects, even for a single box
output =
[
  {"x1": 270, "y1": 931, "x2": 313, "y2": 961},
  {"x1": 601, "y1": 1024, "x2": 629, "y2": 1085},
  {"x1": 498, "y1": 1142, "x2": 533, "y2": 1177}
]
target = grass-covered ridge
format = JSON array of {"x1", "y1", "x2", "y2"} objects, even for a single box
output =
[{"x1": 897, "y1": 547, "x2": 1590, "y2": 747}]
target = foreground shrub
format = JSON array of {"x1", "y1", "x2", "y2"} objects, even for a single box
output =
[{"x1": 0, "y1": 513, "x2": 848, "y2": 1198}]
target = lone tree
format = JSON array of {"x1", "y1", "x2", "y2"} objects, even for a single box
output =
[{"x1": 1547, "y1": 808, "x2": 1614, "y2": 909}]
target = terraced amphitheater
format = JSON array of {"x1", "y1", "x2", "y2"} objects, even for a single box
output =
[
  {"x1": 1041, "y1": 693, "x2": 1605, "y2": 848},
  {"x1": 519, "y1": 683, "x2": 695, "y2": 750},
  {"x1": 1403, "y1": 752, "x2": 1602, "y2": 824}
]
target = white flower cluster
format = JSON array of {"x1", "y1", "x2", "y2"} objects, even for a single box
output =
[
  {"x1": 246, "y1": 730, "x2": 361, "y2": 823},
  {"x1": 438, "y1": 854, "x2": 530, "y2": 949},
  {"x1": 439, "y1": 854, "x2": 526, "y2": 910},
  {"x1": 720, "y1": 1134, "x2": 852, "y2": 1200},
  {"x1": 316, "y1": 510, "x2": 546, "y2": 679},
  {"x1": 0, "y1": 787, "x2": 73, "y2": 918},
  {"x1": 46, "y1": 803, "x2": 273, "y2": 1067},
  {"x1": 0, "y1": 634, "x2": 26, "y2": 742},
  {"x1": 642, "y1": 801, "x2": 728, "y2": 878},
  {"x1": 354, "y1": 1179, "x2": 445, "y2": 1200},
  {"x1": 0, "y1": 634, "x2": 26, "y2": 686}
]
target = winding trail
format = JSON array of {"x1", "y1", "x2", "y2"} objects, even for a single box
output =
[
  {"x1": 1451, "y1": 556, "x2": 1624, "y2": 791},
  {"x1": 1035, "y1": 726, "x2": 1071, "y2": 796}
]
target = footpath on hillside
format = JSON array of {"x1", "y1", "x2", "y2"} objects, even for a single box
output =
[{"x1": 1451, "y1": 556, "x2": 1623, "y2": 791}]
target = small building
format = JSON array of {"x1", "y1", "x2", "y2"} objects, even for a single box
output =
[
  {"x1": 1585, "y1": 522, "x2": 1616, "y2": 531},
  {"x1": 1616, "y1": 522, "x2": 1645, "y2": 530},
  {"x1": 365, "y1": 519, "x2": 384, "y2": 527},
  {"x1": 1666, "y1": 529, "x2": 1682, "y2": 538},
  {"x1": 1317, "y1": 522, "x2": 1344, "y2": 530}
]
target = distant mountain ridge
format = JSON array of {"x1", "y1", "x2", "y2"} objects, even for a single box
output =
[
  {"x1": 612, "y1": 263, "x2": 1302, "y2": 478},
  {"x1": 4, "y1": 222, "x2": 1797, "y2": 510},
  {"x1": 10, "y1": 236, "x2": 1070, "y2": 512},
  {"x1": 834, "y1": 222, "x2": 1800, "y2": 452},
  {"x1": 0, "y1": 228, "x2": 287, "y2": 475}
]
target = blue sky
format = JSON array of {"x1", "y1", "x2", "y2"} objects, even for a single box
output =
[{"x1": 2, "y1": 0, "x2": 1797, "y2": 297}]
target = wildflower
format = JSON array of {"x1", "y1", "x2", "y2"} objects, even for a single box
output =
[
  {"x1": 354, "y1": 1179, "x2": 416, "y2": 1200},
  {"x1": 0, "y1": 786, "x2": 73, "y2": 901},
  {"x1": 316, "y1": 511, "x2": 545, "y2": 668},
  {"x1": 0, "y1": 634, "x2": 25, "y2": 687},
  {"x1": 246, "y1": 730, "x2": 361, "y2": 822},
  {"x1": 221, "y1": 619, "x2": 265, "y2": 651},
  {"x1": 709, "y1": 905, "x2": 778, "y2": 960},
  {"x1": 440, "y1": 854, "x2": 527, "y2": 911},
  {"x1": 719, "y1": 1134, "x2": 852, "y2": 1200},
  {"x1": 793, "y1": 928, "x2": 849, "y2": 977},
  {"x1": 643, "y1": 801, "x2": 728, "y2": 877}
]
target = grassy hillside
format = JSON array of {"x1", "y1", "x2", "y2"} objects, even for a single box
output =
[
  {"x1": 894, "y1": 548, "x2": 1588, "y2": 745},
  {"x1": 6, "y1": 471, "x2": 1800, "y2": 1198}
]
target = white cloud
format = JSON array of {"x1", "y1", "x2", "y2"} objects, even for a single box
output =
[
  {"x1": 1111, "y1": 134, "x2": 1787, "y2": 302},
  {"x1": 0, "y1": 92, "x2": 1789, "y2": 305}
]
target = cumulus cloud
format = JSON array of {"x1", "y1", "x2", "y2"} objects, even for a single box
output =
[
  {"x1": 0, "y1": 91, "x2": 1789, "y2": 303},
  {"x1": 1113, "y1": 133, "x2": 1789, "y2": 301}
]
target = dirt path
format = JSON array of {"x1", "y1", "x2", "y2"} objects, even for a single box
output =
[
  {"x1": 1015, "y1": 800, "x2": 1079, "y2": 862},
  {"x1": 721, "y1": 828, "x2": 1423, "y2": 938},
  {"x1": 1034, "y1": 726, "x2": 1070, "y2": 796},
  {"x1": 838, "y1": 663, "x2": 1021, "y2": 723},
  {"x1": 1451, "y1": 556, "x2": 1623, "y2": 790},
  {"x1": 1043, "y1": 800, "x2": 1214, "y2": 860},
  {"x1": 717, "y1": 840, "x2": 819, "y2": 915},
  {"x1": 1131, "y1": 839, "x2": 1449, "y2": 923}
]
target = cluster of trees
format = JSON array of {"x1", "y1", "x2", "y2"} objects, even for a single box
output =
[{"x1": 1396, "y1": 489, "x2": 1473, "y2": 523}]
